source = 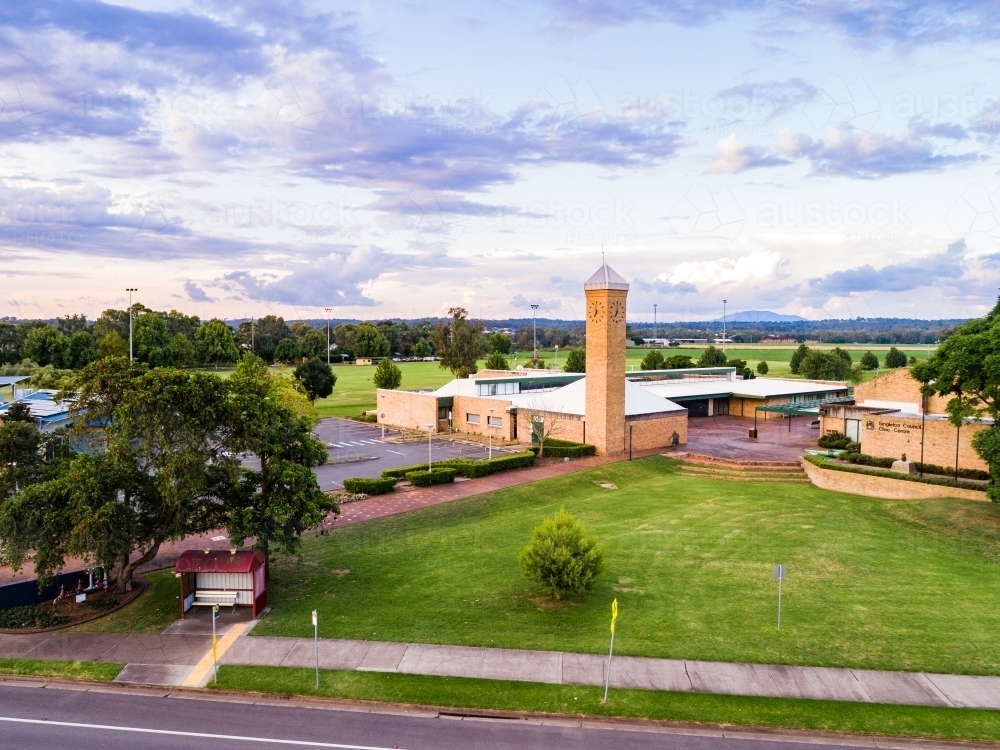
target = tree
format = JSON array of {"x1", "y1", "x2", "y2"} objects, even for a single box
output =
[
  {"x1": 563, "y1": 348, "x2": 586, "y2": 373},
  {"x1": 294, "y1": 357, "x2": 336, "y2": 401},
  {"x1": 354, "y1": 323, "x2": 391, "y2": 358},
  {"x1": 518, "y1": 508, "x2": 603, "y2": 600},
  {"x1": 663, "y1": 354, "x2": 694, "y2": 369},
  {"x1": 860, "y1": 351, "x2": 880, "y2": 370},
  {"x1": 163, "y1": 310, "x2": 201, "y2": 339},
  {"x1": 483, "y1": 351, "x2": 510, "y2": 371},
  {"x1": 640, "y1": 349, "x2": 666, "y2": 370},
  {"x1": 67, "y1": 331, "x2": 98, "y2": 369},
  {"x1": 0, "y1": 402, "x2": 47, "y2": 502},
  {"x1": 23, "y1": 325, "x2": 69, "y2": 368},
  {"x1": 486, "y1": 332, "x2": 512, "y2": 354},
  {"x1": 799, "y1": 350, "x2": 852, "y2": 380},
  {"x1": 789, "y1": 343, "x2": 810, "y2": 374},
  {"x1": 885, "y1": 346, "x2": 908, "y2": 368},
  {"x1": 225, "y1": 355, "x2": 334, "y2": 578},
  {"x1": 373, "y1": 357, "x2": 403, "y2": 389},
  {"x1": 756, "y1": 360, "x2": 769, "y2": 375},
  {"x1": 412, "y1": 338, "x2": 432, "y2": 358},
  {"x1": 172, "y1": 333, "x2": 197, "y2": 368},
  {"x1": 298, "y1": 328, "x2": 328, "y2": 360},
  {"x1": 432, "y1": 308, "x2": 484, "y2": 378},
  {"x1": 195, "y1": 319, "x2": 239, "y2": 368},
  {"x1": 273, "y1": 338, "x2": 299, "y2": 364},
  {"x1": 0, "y1": 322, "x2": 23, "y2": 365},
  {"x1": 697, "y1": 345, "x2": 728, "y2": 367},
  {"x1": 727, "y1": 358, "x2": 755, "y2": 379},
  {"x1": 133, "y1": 312, "x2": 175, "y2": 367},
  {"x1": 333, "y1": 324, "x2": 357, "y2": 356},
  {"x1": 912, "y1": 301, "x2": 1000, "y2": 499},
  {"x1": 97, "y1": 331, "x2": 128, "y2": 359}
]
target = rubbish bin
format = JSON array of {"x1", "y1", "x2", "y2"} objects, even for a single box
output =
[{"x1": 748, "y1": 428, "x2": 758, "y2": 439}]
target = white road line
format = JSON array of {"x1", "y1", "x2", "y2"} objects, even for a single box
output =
[
  {"x1": 386, "y1": 450, "x2": 405, "y2": 455},
  {"x1": 0, "y1": 717, "x2": 403, "y2": 749}
]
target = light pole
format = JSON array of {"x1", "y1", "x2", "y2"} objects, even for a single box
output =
[
  {"x1": 530, "y1": 304, "x2": 539, "y2": 360},
  {"x1": 426, "y1": 423, "x2": 434, "y2": 470},
  {"x1": 125, "y1": 288, "x2": 138, "y2": 363},
  {"x1": 554, "y1": 345, "x2": 559, "y2": 370},
  {"x1": 722, "y1": 299, "x2": 728, "y2": 354},
  {"x1": 324, "y1": 308, "x2": 333, "y2": 366},
  {"x1": 488, "y1": 408, "x2": 494, "y2": 459},
  {"x1": 653, "y1": 303, "x2": 657, "y2": 343}
]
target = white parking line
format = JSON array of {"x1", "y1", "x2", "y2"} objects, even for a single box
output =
[
  {"x1": 386, "y1": 450, "x2": 405, "y2": 455},
  {"x1": 0, "y1": 717, "x2": 403, "y2": 749}
]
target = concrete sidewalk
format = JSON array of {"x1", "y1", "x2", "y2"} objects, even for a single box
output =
[{"x1": 220, "y1": 636, "x2": 1000, "y2": 710}]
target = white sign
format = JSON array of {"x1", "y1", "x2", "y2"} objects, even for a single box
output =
[
  {"x1": 773, "y1": 564, "x2": 786, "y2": 580},
  {"x1": 311, "y1": 610, "x2": 318, "y2": 626},
  {"x1": 75, "y1": 593, "x2": 86, "y2": 603}
]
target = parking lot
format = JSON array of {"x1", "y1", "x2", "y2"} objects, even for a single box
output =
[{"x1": 312, "y1": 418, "x2": 521, "y2": 490}]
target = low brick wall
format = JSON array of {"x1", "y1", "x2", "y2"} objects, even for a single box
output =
[{"x1": 800, "y1": 458, "x2": 989, "y2": 502}]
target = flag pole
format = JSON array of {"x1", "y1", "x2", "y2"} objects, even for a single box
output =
[{"x1": 602, "y1": 598, "x2": 618, "y2": 703}]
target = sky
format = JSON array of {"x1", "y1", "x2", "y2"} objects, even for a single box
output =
[{"x1": 2, "y1": 1, "x2": 1000, "y2": 324}]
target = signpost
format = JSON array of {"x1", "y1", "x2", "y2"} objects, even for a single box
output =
[
  {"x1": 312, "y1": 610, "x2": 319, "y2": 688},
  {"x1": 773, "y1": 564, "x2": 786, "y2": 630},
  {"x1": 211, "y1": 604, "x2": 220, "y2": 684},
  {"x1": 602, "y1": 598, "x2": 619, "y2": 703}
]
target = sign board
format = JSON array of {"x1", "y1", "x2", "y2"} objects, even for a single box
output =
[
  {"x1": 212, "y1": 604, "x2": 220, "y2": 618},
  {"x1": 312, "y1": 610, "x2": 318, "y2": 627},
  {"x1": 773, "y1": 564, "x2": 786, "y2": 580},
  {"x1": 75, "y1": 593, "x2": 86, "y2": 603}
]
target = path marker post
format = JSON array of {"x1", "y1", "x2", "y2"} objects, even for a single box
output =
[
  {"x1": 312, "y1": 610, "x2": 319, "y2": 688},
  {"x1": 602, "y1": 598, "x2": 619, "y2": 703},
  {"x1": 774, "y1": 564, "x2": 786, "y2": 630},
  {"x1": 212, "y1": 604, "x2": 219, "y2": 684}
]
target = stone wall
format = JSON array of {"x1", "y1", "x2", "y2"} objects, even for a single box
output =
[
  {"x1": 800, "y1": 458, "x2": 988, "y2": 501},
  {"x1": 376, "y1": 389, "x2": 438, "y2": 431},
  {"x1": 515, "y1": 409, "x2": 585, "y2": 444},
  {"x1": 450, "y1": 395, "x2": 515, "y2": 440},
  {"x1": 626, "y1": 412, "x2": 688, "y2": 450},
  {"x1": 861, "y1": 413, "x2": 989, "y2": 471},
  {"x1": 854, "y1": 367, "x2": 950, "y2": 413}
]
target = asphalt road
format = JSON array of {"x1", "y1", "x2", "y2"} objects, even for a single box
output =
[
  {"x1": 312, "y1": 418, "x2": 518, "y2": 490},
  {"x1": 0, "y1": 683, "x2": 889, "y2": 750}
]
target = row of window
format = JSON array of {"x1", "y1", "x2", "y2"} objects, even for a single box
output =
[{"x1": 466, "y1": 413, "x2": 503, "y2": 426}]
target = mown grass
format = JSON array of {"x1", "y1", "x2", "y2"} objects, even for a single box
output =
[
  {"x1": 252, "y1": 456, "x2": 1000, "y2": 676},
  {"x1": 213, "y1": 665, "x2": 1000, "y2": 742},
  {"x1": 0, "y1": 658, "x2": 122, "y2": 681},
  {"x1": 69, "y1": 569, "x2": 179, "y2": 634}
]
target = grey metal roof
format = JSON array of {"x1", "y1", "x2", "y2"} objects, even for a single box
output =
[
  {"x1": 583, "y1": 263, "x2": 629, "y2": 291},
  {"x1": 0, "y1": 376, "x2": 30, "y2": 386}
]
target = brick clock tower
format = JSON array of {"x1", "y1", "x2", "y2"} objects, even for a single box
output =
[{"x1": 584, "y1": 263, "x2": 629, "y2": 455}]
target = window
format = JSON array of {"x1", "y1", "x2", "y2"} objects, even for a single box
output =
[
  {"x1": 488, "y1": 415, "x2": 502, "y2": 427},
  {"x1": 477, "y1": 381, "x2": 519, "y2": 396},
  {"x1": 466, "y1": 413, "x2": 480, "y2": 424}
]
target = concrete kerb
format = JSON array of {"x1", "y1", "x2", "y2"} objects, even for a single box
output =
[{"x1": 1, "y1": 674, "x2": 997, "y2": 749}]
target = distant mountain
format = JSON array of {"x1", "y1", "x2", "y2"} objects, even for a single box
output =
[{"x1": 715, "y1": 310, "x2": 807, "y2": 323}]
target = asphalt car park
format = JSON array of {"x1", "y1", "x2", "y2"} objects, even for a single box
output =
[{"x1": 312, "y1": 417, "x2": 519, "y2": 490}]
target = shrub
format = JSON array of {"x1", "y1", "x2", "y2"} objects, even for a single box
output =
[
  {"x1": 697, "y1": 345, "x2": 728, "y2": 367},
  {"x1": 349, "y1": 413, "x2": 378, "y2": 423},
  {"x1": 342, "y1": 476, "x2": 397, "y2": 495},
  {"x1": 756, "y1": 360, "x2": 769, "y2": 375},
  {"x1": 640, "y1": 349, "x2": 665, "y2": 370},
  {"x1": 860, "y1": 351, "x2": 879, "y2": 370},
  {"x1": 518, "y1": 508, "x2": 604, "y2": 600},
  {"x1": 0, "y1": 605, "x2": 68, "y2": 629},
  {"x1": 405, "y1": 467, "x2": 457, "y2": 486},
  {"x1": 529, "y1": 438, "x2": 597, "y2": 458},
  {"x1": 373, "y1": 357, "x2": 403, "y2": 389},
  {"x1": 483, "y1": 351, "x2": 510, "y2": 370},
  {"x1": 885, "y1": 346, "x2": 908, "y2": 368},
  {"x1": 913, "y1": 462, "x2": 992, "y2": 481},
  {"x1": 383, "y1": 451, "x2": 536, "y2": 480},
  {"x1": 563, "y1": 348, "x2": 586, "y2": 373},
  {"x1": 841, "y1": 452, "x2": 895, "y2": 468},
  {"x1": 818, "y1": 431, "x2": 852, "y2": 449}
]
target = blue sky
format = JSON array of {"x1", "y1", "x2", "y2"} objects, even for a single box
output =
[{"x1": 1, "y1": 0, "x2": 999, "y2": 322}]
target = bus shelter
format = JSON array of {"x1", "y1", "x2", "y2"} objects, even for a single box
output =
[{"x1": 174, "y1": 549, "x2": 267, "y2": 619}]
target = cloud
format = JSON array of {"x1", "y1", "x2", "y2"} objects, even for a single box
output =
[
  {"x1": 629, "y1": 278, "x2": 698, "y2": 295},
  {"x1": 220, "y1": 245, "x2": 411, "y2": 307},
  {"x1": 708, "y1": 134, "x2": 792, "y2": 174},
  {"x1": 510, "y1": 294, "x2": 563, "y2": 310},
  {"x1": 663, "y1": 250, "x2": 782, "y2": 289},
  {"x1": 808, "y1": 239, "x2": 967, "y2": 294},
  {"x1": 184, "y1": 280, "x2": 213, "y2": 303}
]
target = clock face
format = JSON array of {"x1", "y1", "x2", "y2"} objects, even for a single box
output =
[
  {"x1": 588, "y1": 301, "x2": 605, "y2": 323},
  {"x1": 609, "y1": 300, "x2": 625, "y2": 324}
]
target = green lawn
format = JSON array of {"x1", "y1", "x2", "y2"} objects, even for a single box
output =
[
  {"x1": 0, "y1": 658, "x2": 122, "y2": 681},
  {"x1": 252, "y1": 457, "x2": 1000, "y2": 676},
  {"x1": 214, "y1": 665, "x2": 1000, "y2": 742},
  {"x1": 69, "y1": 569, "x2": 179, "y2": 634}
]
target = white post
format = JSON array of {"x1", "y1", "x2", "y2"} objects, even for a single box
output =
[
  {"x1": 603, "y1": 630, "x2": 616, "y2": 703},
  {"x1": 312, "y1": 610, "x2": 319, "y2": 688},
  {"x1": 777, "y1": 577, "x2": 782, "y2": 630},
  {"x1": 426, "y1": 423, "x2": 433, "y2": 470},
  {"x1": 488, "y1": 408, "x2": 494, "y2": 459},
  {"x1": 212, "y1": 604, "x2": 219, "y2": 684},
  {"x1": 325, "y1": 308, "x2": 332, "y2": 366}
]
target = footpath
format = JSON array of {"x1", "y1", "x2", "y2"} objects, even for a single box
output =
[{"x1": 4, "y1": 627, "x2": 1000, "y2": 710}]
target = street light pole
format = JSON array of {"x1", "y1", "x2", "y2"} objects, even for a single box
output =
[
  {"x1": 488, "y1": 408, "x2": 494, "y2": 459},
  {"x1": 324, "y1": 307, "x2": 333, "y2": 366},
  {"x1": 125, "y1": 288, "x2": 138, "y2": 363},
  {"x1": 654, "y1": 303, "x2": 657, "y2": 343},
  {"x1": 722, "y1": 299, "x2": 728, "y2": 354},
  {"x1": 530, "y1": 304, "x2": 539, "y2": 360},
  {"x1": 554, "y1": 345, "x2": 559, "y2": 370},
  {"x1": 426, "y1": 423, "x2": 434, "y2": 470}
]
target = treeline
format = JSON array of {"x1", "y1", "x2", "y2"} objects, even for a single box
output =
[{"x1": 633, "y1": 318, "x2": 961, "y2": 345}]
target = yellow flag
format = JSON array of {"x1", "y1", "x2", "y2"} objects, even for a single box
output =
[{"x1": 610, "y1": 598, "x2": 619, "y2": 635}]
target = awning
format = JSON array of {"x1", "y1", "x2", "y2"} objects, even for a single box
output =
[
  {"x1": 755, "y1": 397, "x2": 854, "y2": 417},
  {"x1": 174, "y1": 549, "x2": 264, "y2": 574}
]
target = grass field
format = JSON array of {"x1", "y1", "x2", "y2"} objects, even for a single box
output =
[
  {"x1": 214, "y1": 665, "x2": 1000, "y2": 742},
  {"x1": 251, "y1": 457, "x2": 1000, "y2": 676},
  {"x1": 69, "y1": 569, "x2": 179, "y2": 634},
  {"x1": 0, "y1": 658, "x2": 122, "y2": 681}
]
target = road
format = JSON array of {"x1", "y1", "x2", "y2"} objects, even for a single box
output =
[
  {"x1": 311, "y1": 418, "x2": 518, "y2": 490},
  {"x1": 0, "y1": 682, "x2": 930, "y2": 750}
]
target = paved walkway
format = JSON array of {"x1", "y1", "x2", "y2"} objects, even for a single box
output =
[{"x1": 6, "y1": 627, "x2": 1000, "y2": 709}]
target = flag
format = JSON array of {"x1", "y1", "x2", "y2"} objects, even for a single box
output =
[{"x1": 610, "y1": 598, "x2": 618, "y2": 635}]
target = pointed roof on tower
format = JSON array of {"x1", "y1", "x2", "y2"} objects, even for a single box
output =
[{"x1": 584, "y1": 262, "x2": 629, "y2": 291}]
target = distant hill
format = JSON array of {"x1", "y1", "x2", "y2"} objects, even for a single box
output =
[{"x1": 715, "y1": 310, "x2": 806, "y2": 323}]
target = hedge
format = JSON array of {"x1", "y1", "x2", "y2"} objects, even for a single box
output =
[
  {"x1": 842, "y1": 453, "x2": 993, "y2": 481},
  {"x1": 841, "y1": 452, "x2": 895, "y2": 469},
  {"x1": 405, "y1": 467, "x2": 457, "y2": 487},
  {"x1": 342, "y1": 476, "x2": 397, "y2": 495},
  {"x1": 530, "y1": 438, "x2": 597, "y2": 457},
  {"x1": 804, "y1": 455, "x2": 988, "y2": 493},
  {"x1": 348, "y1": 414, "x2": 378, "y2": 423},
  {"x1": 381, "y1": 451, "x2": 537, "y2": 480}
]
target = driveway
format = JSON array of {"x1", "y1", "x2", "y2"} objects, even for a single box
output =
[{"x1": 312, "y1": 418, "x2": 520, "y2": 490}]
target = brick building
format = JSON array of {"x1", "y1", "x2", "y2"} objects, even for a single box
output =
[{"x1": 819, "y1": 367, "x2": 991, "y2": 471}]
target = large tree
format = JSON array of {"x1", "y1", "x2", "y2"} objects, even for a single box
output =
[
  {"x1": 195, "y1": 319, "x2": 239, "y2": 368},
  {"x1": 294, "y1": 357, "x2": 336, "y2": 401},
  {"x1": 225, "y1": 355, "x2": 334, "y2": 578},
  {"x1": 354, "y1": 322, "x2": 391, "y2": 358},
  {"x1": 23, "y1": 325, "x2": 69, "y2": 367},
  {"x1": 133, "y1": 312, "x2": 175, "y2": 367},
  {"x1": 913, "y1": 301, "x2": 1000, "y2": 499},
  {"x1": 432, "y1": 307, "x2": 484, "y2": 378}
]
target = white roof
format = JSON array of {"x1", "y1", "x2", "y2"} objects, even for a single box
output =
[
  {"x1": 637, "y1": 377, "x2": 848, "y2": 401},
  {"x1": 584, "y1": 263, "x2": 629, "y2": 291}
]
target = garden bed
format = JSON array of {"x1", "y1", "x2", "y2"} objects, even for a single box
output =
[{"x1": 0, "y1": 578, "x2": 147, "y2": 633}]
